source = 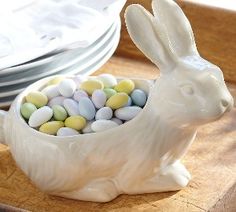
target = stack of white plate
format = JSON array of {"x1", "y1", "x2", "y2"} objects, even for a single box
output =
[{"x1": 0, "y1": 0, "x2": 125, "y2": 107}]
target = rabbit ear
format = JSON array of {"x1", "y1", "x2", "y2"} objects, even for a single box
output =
[
  {"x1": 152, "y1": 0, "x2": 199, "y2": 58},
  {"x1": 125, "y1": 4, "x2": 176, "y2": 73}
]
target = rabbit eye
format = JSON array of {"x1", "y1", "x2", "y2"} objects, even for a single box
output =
[{"x1": 180, "y1": 84, "x2": 194, "y2": 95}]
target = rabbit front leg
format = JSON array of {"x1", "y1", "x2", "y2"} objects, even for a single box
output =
[{"x1": 123, "y1": 161, "x2": 191, "y2": 194}]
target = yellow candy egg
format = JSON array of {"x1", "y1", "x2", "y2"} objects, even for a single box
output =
[
  {"x1": 65, "y1": 116, "x2": 86, "y2": 131},
  {"x1": 39, "y1": 121, "x2": 64, "y2": 135},
  {"x1": 26, "y1": 91, "x2": 48, "y2": 108},
  {"x1": 47, "y1": 76, "x2": 64, "y2": 85},
  {"x1": 106, "y1": 92, "x2": 129, "y2": 109},
  {"x1": 80, "y1": 80, "x2": 104, "y2": 95},
  {"x1": 114, "y1": 79, "x2": 135, "y2": 94}
]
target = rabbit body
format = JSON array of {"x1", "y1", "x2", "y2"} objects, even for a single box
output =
[{"x1": 1, "y1": 0, "x2": 234, "y2": 202}]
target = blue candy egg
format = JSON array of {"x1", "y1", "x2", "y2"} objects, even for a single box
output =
[
  {"x1": 78, "y1": 97, "x2": 96, "y2": 121},
  {"x1": 130, "y1": 89, "x2": 147, "y2": 107}
]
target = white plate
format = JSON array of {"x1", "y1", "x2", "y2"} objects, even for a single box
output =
[
  {"x1": 0, "y1": 20, "x2": 117, "y2": 76},
  {"x1": 0, "y1": 29, "x2": 120, "y2": 107},
  {"x1": 0, "y1": 19, "x2": 120, "y2": 87}
]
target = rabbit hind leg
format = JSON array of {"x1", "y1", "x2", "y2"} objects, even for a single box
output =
[{"x1": 56, "y1": 179, "x2": 120, "y2": 202}]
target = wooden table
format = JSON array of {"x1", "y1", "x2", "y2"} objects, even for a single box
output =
[{"x1": 1, "y1": 0, "x2": 236, "y2": 211}]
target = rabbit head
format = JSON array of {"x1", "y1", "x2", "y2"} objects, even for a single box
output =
[{"x1": 125, "y1": 0, "x2": 234, "y2": 126}]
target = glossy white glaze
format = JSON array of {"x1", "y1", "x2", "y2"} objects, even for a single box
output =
[{"x1": 0, "y1": 0, "x2": 234, "y2": 202}]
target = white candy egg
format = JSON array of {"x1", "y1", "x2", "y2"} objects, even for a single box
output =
[
  {"x1": 111, "y1": 117, "x2": 123, "y2": 125},
  {"x1": 41, "y1": 85, "x2": 60, "y2": 100},
  {"x1": 28, "y1": 106, "x2": 53, "y2": 128},
  {"x1": 82, "y1": 121, "x2": 94, "y2": 133},
  {"x1": 97, "y1": 74, "x2": 117, "y2": 88},
  {"x1": 57, "y1": 127, "x2": 79, "y2": 136},
  {"x1": 115, "y1": 106, "x2": 142, "y2": 121},
  {"x1": 63, "y1": 98, "x2": 80, "y2": 116},
  {"x1": 95, "y1": 107, "x2": 113, "y2": 120},
  {"x1": 92, "y1": 89, "x2": 107, "y2": 109},
  {"x1": 73, "y1": 90, "x2": 88, "y2": 102},
  {"x1": 91, "y1": 120, "x2": 118, "y2": 132},
  {"x1": 48, "y1": 96, "x2": 65, "y2": 107},
  {"x1": 58, "y1": 79, "x2": 76, "y2": 97}
]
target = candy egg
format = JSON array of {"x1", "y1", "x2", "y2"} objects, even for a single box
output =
[
  {"x1": 111, "y1": 117, "x2": 123, "y2": 125},
  {"x1": 41, "y1": 85, "x2": 60, "y2": 100},
  {"x1": 48, "y1": 96, "x2": 66, "y2": 107},
  {"x1": 57, "y1": 127, "x2": 79, "y2": 136},
  {"x1": 52, "y1": 105, "x2": 67, "y2": 121},
  {"x1": 78, "y1": 97, "x2": 96, "y2": 121},
  {"x1": 97, "y1": 74, "x2": 117, "y2": 88},
  {"x1": 63, "y1": 99, "x2": 80, "y2": 116},
  {"x1": 39, "y1": 121, "x2": 64, "y2": 135},
  {"x1": 73, "y1": 90, "x2": 88, "y2": 102},
  {"x1": 131, "y1": 89, "x2": 147, "y2": 107},
  {"x1": 106, "y1": 92, "x2": 129, "y2": 109},
  {"x1": 92, "y1": 89, "x2": 107, "y2": 109},
  {"x1": 115, "y1": 106, "x2": 142, "y2": 121},
  {"x1": 82, "y1": 121, "x2": 94, "y2": 134},
  {"x1": 80, "y1": 79, "x2": 104, "y2": 95},
  {"x1": 91, "y1": 120, "x2": 118, "y2": 132},
  {"x1": 114, "y1": 79, "x2": 135, "y2": 94},
  {"x1": 58, "y1": 79, "x2": 76, "y2": 97},
  {"x1": 28, "y1": 106, "x2": 53, "y2": 127},
  {"x1": 95, "y1": 107, "x2": 113, "y2": 120},
  {"x1": 47, "y1": 76, "x2": 64, "y2": 85},
  {"x1": 26, "y1": 91, "x2": 48, "y2": 108},
  {"x1": 20, "y1": 102, "x2": 37, "y2": 119},
  {"x1": 64, "y1": 115, "x2": 86, "y2": 131},
  {"x1": 103, "y1": 88, "x2": 117, "y2": 99}
]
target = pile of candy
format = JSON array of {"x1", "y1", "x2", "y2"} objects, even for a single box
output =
[{"x1": 20, "y1": 74, "x2": 148, "y2": 136}]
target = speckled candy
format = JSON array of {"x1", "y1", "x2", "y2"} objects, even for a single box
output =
[
  {"x1": 39, "y1": 121, "x2": 64, "y2": 135},
  {"x1": 57, "y1": 127, "x2": 79, "y2": 136},
  {"x1": 28, "y1": 106, "x2": 53, "y2": 127},
  {"x1": 63, "y1": 99, "x2": 80, "y2": 116},
  {"x1": 64, "y1": 116, "x2": 86, "y2": 131},
  {"x1": 20, "y1": 102, "x2": 37, "y2": 119},
  {"x1": 73, "y1": 90, "x2": 88, "y2": 102},
  {"x1": 58, "y1": 79, "x2": 76, "y2": 97},
  {"x1": 106, "y1": 93, "x2": 129, "y2": 109},
  {"x1": 78, "y1": 97, "x2": 96, "y2": 121},
  {"x1": 95, "y1": 107, "x2": 113, "y2": 120},
  {"x1": 103, "y1": 88, "x2": 117, "y2": 99},
  {"x1": 48, "y1": 96, "x2": 66, "y2": 107},
  {"x1": 52, "y1": 105, "x2": 67, "y2": 121},
  {"x1": 131, "y1": 89, "x2": 147, "y2": 107},
  {"x1": 41, "y1": 85, "x2": 60, "y2": 100},
  {"x1": 91, "y1": 120, "x2": 118, "y2": 132},
  {"x1": 115, "y1": 106, "x2": 142, "y2": 121},
  {"x1": 114, "y1": 79, "x2": 135, "y2": 94},
  {"x1": 97, "y1": 74, "x2": 117, "y2": 88},
  {"x1": 80, "y1": 79, "x2": 104, "y2": 95},
  {"x1": 26, "y1": 91, "x2": 48, "y2": 108},
  {"x1": 92, "y1": 90, "x2": 107, "y2": 109}
]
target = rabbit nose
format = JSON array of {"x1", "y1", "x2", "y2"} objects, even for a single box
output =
[{"x1": 221, "y1": 99, "x2": 229, "y2": 107}]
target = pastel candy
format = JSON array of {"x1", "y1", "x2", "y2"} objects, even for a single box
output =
[
  {"x1": 20, "y1": 102, "x2": 37, "y2": 119},
  {"x1": 48, "y1": 96, "x2": 66, "y2": 107},
  {"x1": 29, "y1": 106, "x2": 53, "y2": 127},
  {"x1": 97, "y1": 74, "x2": 117, "y2": 88},
  {"x1": 92, "y1": 89, "x2": 106, "y2": 109},
  {"x1": 95, "y1": 107, "x2": 113, "y2": 120},
  {"x1": 78, "y1": 97, "x2": 96, "y2": 121},
  {"x1": 125, "y1": 96, "x2": 132, "y2": 107},
  {"x1": 65, "y1": 116, "x2": 86, "y2": 131},
  {"x1": 47, "y1": 76, "x2": 64, "y2": 85},
  {"x1": 114, "y1": 79, "x2": 135, "y2": 94},
  {"x1": 63, "y1": 98, "x2": 80, "y2": 116},
  {"x1": 57, "y1": 127, "x2": 79, "y2": 136},
  {"x1": 91, "y1": 120, "x2": 118, "y2": 132},
  {"x1": 52, "y1": 105, "x2": 67, "y2": 121},
  {"x1": 82, "y1": 121, "x2": 94, "y2": 133},
  {"x1": 115, "y1": 106, "x2": 142, "y2": 121},
  {"x1": 131, "y1": 89, "x2": 147, "y2": 107},
  {"x1": 58, "y1": 79, "x2": 76, "y2": 97},
  {"x1": 73, "y1": 75, "x2": 87, "y2": 89},
  {"x1": 80, "y1": 79, "x2": 104, "y2": 95},
  {"x1": 106, "y1": 92, "x2": 129, "y2": 109},
  {"x1": 41, "y1": 85, "x2": 60, "y2": 100},
  {"x1": 103, "y1": 88, "x2": 117, "y2": 99},
  {"x1": 111, "y1": 117, "x2": 123, "y2": 125},
  {"x1": 73, "y1": 90, "x2": 88, "y2": 102},
  {"x1": 26, "y1": 91, "x2": 48, "y2": 108},
  {"x1": 39, "y1": 121, "x2": 64, "y2": 135}
]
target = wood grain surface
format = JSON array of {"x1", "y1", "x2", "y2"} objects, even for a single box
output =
[
  {"x1": 0, "y1": 57, "x2": 235, "y2": 212},
  {"x1": 115, "y1": 0, "x2": 236, "y2": 83}
]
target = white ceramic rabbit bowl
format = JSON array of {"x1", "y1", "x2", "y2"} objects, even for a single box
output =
[{"x1": 0, "y1": 0, "x2": 234, "y2": 203}]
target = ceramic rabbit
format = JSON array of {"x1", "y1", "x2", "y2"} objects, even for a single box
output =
[{"x1": 0, "y1": 0, "x2": 234, "y2": 203}]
